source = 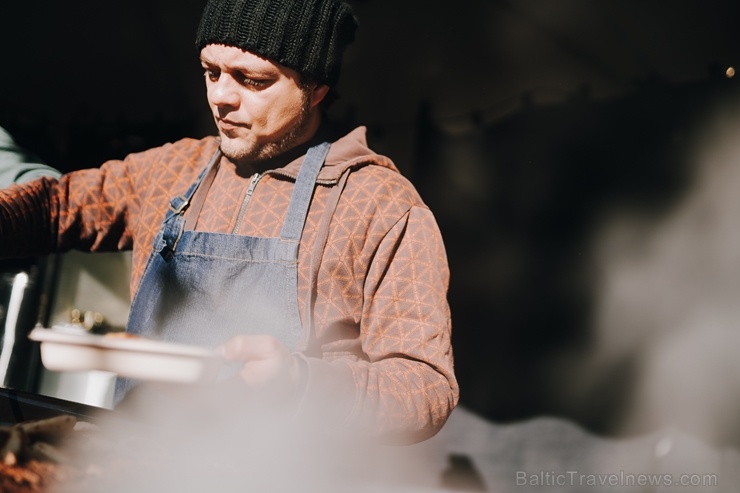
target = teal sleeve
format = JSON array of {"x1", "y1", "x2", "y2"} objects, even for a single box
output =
[{"x1": 0, "y1": 127, "x2": 61, "y2": 188}]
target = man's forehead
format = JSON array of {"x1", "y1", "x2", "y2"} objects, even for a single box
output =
[{"x1": 200, "y1": 44, "x2": 284, "y2": 73}]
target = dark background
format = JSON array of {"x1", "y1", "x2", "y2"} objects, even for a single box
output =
[{"x1": 2, "y1": 0, "x2": 740, "y2": 444}]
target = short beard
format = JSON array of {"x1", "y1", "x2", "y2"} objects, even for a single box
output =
[{"x1": 220, "y1": 89, "x2": 313, "y2": 166}]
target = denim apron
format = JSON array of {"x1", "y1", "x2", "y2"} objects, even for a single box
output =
[{"x1": 114, "y1": 142, "x2": 331, "y2": 403}]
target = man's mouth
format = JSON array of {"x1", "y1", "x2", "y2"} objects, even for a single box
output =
[{"x1": 217, "y1": 118, "x2": 243, "y2": 132}]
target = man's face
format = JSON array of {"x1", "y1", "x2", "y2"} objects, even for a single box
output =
[{"x1": 200, "y1": 44, "x2": 325, "y2": 165}]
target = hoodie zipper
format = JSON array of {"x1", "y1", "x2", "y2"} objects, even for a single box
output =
[
  {"x1": 231, "y1": 169, "x2": 339, "y2": 235},
  {"x1": 232, "y1": 172, "x2": 262, "y2": 235}
]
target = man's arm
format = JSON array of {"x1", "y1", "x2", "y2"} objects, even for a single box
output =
[
  {"x1": 311, "y1": 204, "x2": 458, "y2": 443},
  {"x1": 0, "y1": 145, "x2": 148, "y2": 259}
]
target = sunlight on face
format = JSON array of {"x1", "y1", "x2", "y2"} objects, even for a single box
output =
[{"x1": 200, "y1": 44, "x2": 318, "y2": 165}]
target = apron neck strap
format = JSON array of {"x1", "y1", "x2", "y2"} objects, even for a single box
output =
[
  {"x1": 184, "y1": 150, "x2": 222, "y2": 231},
  {"x1": 280, "y1": 142, "x2": 331, "y2": 241},
  {"x1": 159, "y1": 149, "x2": 221, "y2": 261},
  {"x1": 167, "y1": 149, "x2": 221, "y2": 222}
]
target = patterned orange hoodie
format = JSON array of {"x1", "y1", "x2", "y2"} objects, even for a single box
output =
[{"x1": 0, "y1": 126, "x2": 458, "y2": 443}]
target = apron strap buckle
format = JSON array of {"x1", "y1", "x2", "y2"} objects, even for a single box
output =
[
  {"x1": 169, "y1": 195, "x2": 190, "y2": 215},
  {"x1": 159, "y1": 244, "x2": 175, "y2": 262}
]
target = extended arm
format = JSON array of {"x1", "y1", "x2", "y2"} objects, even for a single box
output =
[{"x1": 0, "y1": 150, "x2": 144, "y2": 259}]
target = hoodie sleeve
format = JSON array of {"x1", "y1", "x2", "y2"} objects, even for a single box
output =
[
  {"x1": 0, "y1": 147, "x2": 154, "y2": 258},
  {"x1": 355, "y1": 204, "x2": 458, "y2": 443}
]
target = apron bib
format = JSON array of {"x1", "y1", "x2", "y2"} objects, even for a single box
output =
[{"x1": 115, "y1": 142, "x2": 331, "y2": 403}]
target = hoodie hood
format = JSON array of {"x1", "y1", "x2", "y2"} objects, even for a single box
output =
[{"x1": 277, "y1": 126, "x2": 399, "y2": 183}]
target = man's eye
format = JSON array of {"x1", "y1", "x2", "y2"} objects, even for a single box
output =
[
  {"x1": 236, "y1": 73, "x2": 268, "y2": 88},
  {"x1": 203, "y1": 69, "x2": 219, "y2": 81}
]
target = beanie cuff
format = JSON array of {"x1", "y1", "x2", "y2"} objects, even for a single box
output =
[{"x1": 195, "y1": 0, "x2": 358, "y2": 86}]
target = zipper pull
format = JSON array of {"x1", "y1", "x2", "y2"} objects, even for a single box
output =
[{"x1": 245, "y1": 172, "x2": 260, "y2": 198}]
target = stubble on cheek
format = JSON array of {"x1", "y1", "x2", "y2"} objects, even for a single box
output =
[{"x1": 218, "y1": 94, "x2": 312, "y2": 166}]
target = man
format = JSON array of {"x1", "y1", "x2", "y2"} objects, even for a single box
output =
[{"x1": 0, "y1": 0, "x2": 458, "y2": 444}]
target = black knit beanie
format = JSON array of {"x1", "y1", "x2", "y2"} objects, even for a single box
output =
[{"x1": 195, "y1": 0, "x2": 358, "y2": 87}]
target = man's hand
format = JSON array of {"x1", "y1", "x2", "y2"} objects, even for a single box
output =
[{"x1": 218, "y1": 334, "x2": 301, "y2": 390}]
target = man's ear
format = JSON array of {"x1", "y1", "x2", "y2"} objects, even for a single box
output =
[{"x1": 310, "y1": 84, "x2": 331, "y2": 109}]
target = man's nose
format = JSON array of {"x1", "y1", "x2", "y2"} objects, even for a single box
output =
[{"x1": 210, "y1": 77, "x2": 240, "y2": 107}]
